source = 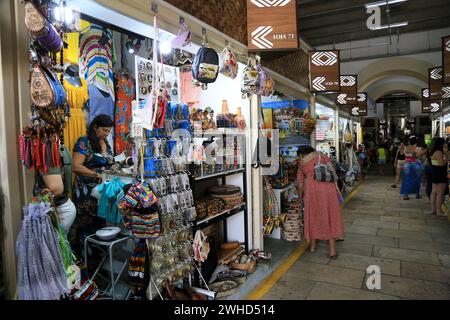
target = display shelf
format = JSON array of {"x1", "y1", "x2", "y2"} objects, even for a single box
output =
[
  {"x1": 192, "y1": 168, "x2": 245, "y2": 181},
  {"x1": 195, "y1": 203, "x2": 246, "y2": 228}
]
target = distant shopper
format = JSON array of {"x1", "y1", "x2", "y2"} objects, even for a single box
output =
[
  {"x1": 400, "y1": 136, "x2": 424, "y2": 200},
  {"x1": 423, "y1": 145, "x2": 433, "y2": 200},
  {"x1": 391, "y1": 142, "x2": 406, "y2": 188},
  {"x1": 296, "y1": 146, "x2": 344, "y2": 259},
  {"x1": 376, "y1": 143, "x2": 387, "y2": 175},
  {"x1": 429, "y1": 138, "x2": 448, "y2": 215}
]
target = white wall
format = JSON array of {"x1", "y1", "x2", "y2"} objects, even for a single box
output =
[{"x1": 368, "y1": 103, "x2": 385, "y2": 118}]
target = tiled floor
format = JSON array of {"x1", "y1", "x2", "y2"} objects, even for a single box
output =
[{"x1": 262, "y1": 174, "x2": 450, "y2": 300}]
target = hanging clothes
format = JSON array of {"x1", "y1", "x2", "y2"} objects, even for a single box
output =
[
  {"x1": 16, "y1": 202, "x2": 70, "y2": 300},
  {"x1": 180, "y1": 71, "x2": 201, "y2": 109},
  {"x1": 63, "y1": 78, "x2": 89, "y2": 154},
  {"x1": 96, "y1": 178, "x2": 126, "y2": 225},
  {"x1": 114, "y1": 73, "x2": 136, "y2": 155},
  {"x1": 87, "y1": 84, "x2": 114, "y2": 125},
  {"x1": 79, "y1": 23, "x2": 115, "y2": 100}
]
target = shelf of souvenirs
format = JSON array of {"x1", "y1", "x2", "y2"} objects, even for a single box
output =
[
  {"x1": 194, "y1": 203, "x2": 246, "y2": 228},
  {"x1": 193, "y1": 128, "x2": 248, "y2": 136},
  {"x1": 191, "y1": 166, "x2": 245, "y2": 181}
]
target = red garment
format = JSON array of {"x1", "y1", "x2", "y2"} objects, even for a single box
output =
[
  {"x1": 297, "y1": 152, "x2": 344, "y2": 241},
  {"x1": 114, "y1": 74, "x2": 136, "y2": 155}
]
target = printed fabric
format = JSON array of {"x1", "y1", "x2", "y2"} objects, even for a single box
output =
[{"x1": 114, "y1": 74, "x2": 135, "y2": 155}]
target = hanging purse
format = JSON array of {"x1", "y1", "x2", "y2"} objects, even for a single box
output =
[
  {"x1": 24, "y1": 1, "x2": 63, "y2": 53},
  {"x1": 31, "y1": 64, "x2": 66, "y2": 108},
  {"x1": 313, "y1": 152, "x2": 338, "y2": 183},
  {"x1": 219, "y1": 46, "x2": 238, "y2": 79}
]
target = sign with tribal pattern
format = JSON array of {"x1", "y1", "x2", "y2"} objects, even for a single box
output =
[
  {"x1": 428, "y1": 67, "x2": 450, "y2": 101},
  {"x1": 443, "y1": 35, "x2": 450, "y2": 85},
  {"x1": 309, "y1": 50, "x2": 340, "y2": 92},
  {"x1": 247, "y1": 0, "x2": 298, "y2": 51},
  {"x1": 422, "y1": 88, "x2": 442, "y2": 113},
  {"x1": 336, "y1": 75, "x2": 358, "y2": 105}
]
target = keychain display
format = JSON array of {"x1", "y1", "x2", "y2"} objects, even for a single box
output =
[{"x1": 146, "y1": 171, "x2": 197, "y2": 290}]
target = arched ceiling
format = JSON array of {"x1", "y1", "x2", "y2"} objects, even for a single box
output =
[
  {"x1": 369, "y1": 82, "x2": 422, "y2": 101},
  {"x1": 357, "y1": 57, "x2": 433, "y2": 91}
]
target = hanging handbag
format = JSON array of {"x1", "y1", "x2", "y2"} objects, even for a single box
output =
[
  {"x1": 31, "y1": 64, "x2": 66, "y2": 108},
  {"x1": 24, "y1": 1, "x2": 63, "y2": 53},
  {"x1": 257, "y1": 64, "x2": 274, "y2": 96},
  {"x1": 314, "y1": 152, "x2": 338, "y2": 183},
  {"x1": 193, "y1": 230, "x2": 210, "y2": 263},
  {"x1": 219, "y1": 46, "x2": 238, "y2": 79}
]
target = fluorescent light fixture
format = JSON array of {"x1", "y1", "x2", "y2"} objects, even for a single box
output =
[
  {"x1": 370, "y1": 21, "x2": 408, "y2": 30},
  {"x1": 365, "y1": 0, "x2": 408, "y2": 9}
]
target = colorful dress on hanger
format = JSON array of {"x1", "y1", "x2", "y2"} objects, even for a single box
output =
[
  {"x1": 79, "y1": 23, "x2": 115, "y2": 100},
  {"x1": 180, "y1": 71, "x2": 201, "y2": 109},
  {"x1": 63, "y1": 78, "x2": 89, "y2": 154},
  {"x1": 114, "y1": 74, "x2": 135, "y2": 155},
  {"x1": 297, "y1": 152, "x2": 344, "y2": 242},
  {"x1": 70, "y1": 136, "x2": 113, "y2": 255}
]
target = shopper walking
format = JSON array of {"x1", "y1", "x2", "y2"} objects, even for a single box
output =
[
  {"x1": 429, "y1": 138, "x2": 448, "y2": 216},
  {"x1": 70, "y1": 114, "x2": 114, "y2": 255},
  {"x1": 296, "y1": 147, "x2": 344, "y2": 258},
  {"x1": 391, "y1": 141, "x2": 406, "y2": 188},
  {"x1": 376, "y1": 143, "x2": 387, "y2": 175},
  {"x1": 400, "y1": 136, "x2": 424, "y2": 200},
  {"x1": 423, "y1": 145, "x2": 433, "y2": 200}
]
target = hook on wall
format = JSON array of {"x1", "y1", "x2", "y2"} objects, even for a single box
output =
[{"x1": 151, "y1": 2, "x2": 158, "y2": 14}]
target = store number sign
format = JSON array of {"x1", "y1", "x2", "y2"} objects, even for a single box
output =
[
  {"x1": 247, "y1": 0, "x2": 298, "y2": 51},
  {"x1": 443, "y1": 35, "x2": 450, "y2": 84},
  {"x1": 309, "y1": 50, "x2": 340, "y2": 92},
  {"x1": 428, "y1": 67, "x2": 450, "y2": 101},
  {"x1": 350, "y1": 93, "x2": 368, "y2": 116},
  {"x1": 336, "y1": 75, "x2": 358, "y2": 105},
  {"x1": 422, "y1": 88, "x2": 442, "y2": 113}
]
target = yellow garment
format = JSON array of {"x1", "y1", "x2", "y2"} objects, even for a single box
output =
[{"x1": 63, "y1": 78, "x2": 89, "y2": 154}]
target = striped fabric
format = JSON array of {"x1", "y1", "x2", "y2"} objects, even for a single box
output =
[{"x1": 79, "y1": 23, "x2": 115, "y2": 100}]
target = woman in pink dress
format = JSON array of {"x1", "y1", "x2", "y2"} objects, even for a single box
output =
[{"x1": 296, "y1": 146, "x2": 344, "y2": 258}]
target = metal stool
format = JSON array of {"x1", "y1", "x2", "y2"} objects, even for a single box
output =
[{"x1": 84, "y1": 233, "x2": 132, "y2": 300}]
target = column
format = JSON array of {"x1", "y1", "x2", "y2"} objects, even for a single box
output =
[{"x1": 309, "y1": 94, "x2": 316, "y2": 148}]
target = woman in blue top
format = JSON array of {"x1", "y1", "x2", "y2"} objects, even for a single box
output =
[{"x1": 70, "y1": 114, "x2": 114, "y2": 255}]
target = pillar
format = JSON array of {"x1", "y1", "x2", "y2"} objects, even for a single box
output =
[{"x1": 309, "y1": 94, "x2": 316, "y2": 148}]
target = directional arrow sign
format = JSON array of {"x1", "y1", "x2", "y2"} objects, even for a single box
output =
[
  {"x1": 352, "y1": 107, "x2": 360, "y2": 116},
  {"x1": 443, "y1": 36, "x2": 450, "y2": 84},
  {"x1": 247, "y1": 0, "x2": 298, "y2": 51},
  {"x1": 336, "y1": 75, "x2": 358, "y2": 105},
  {"x1": 309, "y1": 50, "x2": 340, "y2": 92}
]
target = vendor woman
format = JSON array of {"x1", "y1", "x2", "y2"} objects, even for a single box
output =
[{"x1": 70, "y1": 114, "x2": 114, "y2": 254}]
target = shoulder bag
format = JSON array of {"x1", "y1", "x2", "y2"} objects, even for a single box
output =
[{"x1": 314, "y1": 152, "x2": 338, "y2": 183}]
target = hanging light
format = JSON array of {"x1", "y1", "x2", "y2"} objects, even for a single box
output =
[
  {"x1": 54, "y1": 1, "x2": 74, "y2": 25},
  {"x1": 126, "y1": 38, "x2": 135, "y2": 54},
  {"x1": 159, "y1": 41, "x2": 172, "y2": 56}
]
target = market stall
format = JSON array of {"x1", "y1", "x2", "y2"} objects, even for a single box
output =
[{"x1": 14, "y1": 0, "x2": 269, "y2": 301}]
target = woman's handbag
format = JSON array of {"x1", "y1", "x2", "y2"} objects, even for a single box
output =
[
  {"x1": 314, "y1": 152, "x2": 338, "y2": 183},
  {"x1": 24, "y1": 1, "x2": 63, "y2": 53}
]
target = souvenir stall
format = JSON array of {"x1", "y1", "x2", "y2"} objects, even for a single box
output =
[
  {"x1": 15, "y1": 0, "x2": 275, "y2": 301},
  {"x1": 260, "y1": 96, "x2": 312, "y2": 244},
  {"x1": 336, "y1": 112, "x2": 361, "y2": 195},
  {"x1": 315, "y1": 103, "x2": 337, "y2": 160}
]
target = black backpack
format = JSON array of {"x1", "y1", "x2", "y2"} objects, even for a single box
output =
[{"x1": 192, "y1": 47, "x2": 219, "y2": 88}]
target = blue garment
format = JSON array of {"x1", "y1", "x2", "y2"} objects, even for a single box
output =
[
  {"x1": 87, "y1": 84, "x2": 114, "y2": 125},
  {"x1": 96, "y1": 178, "x2": 126, "y2": 224},
  {"x1": 400, "y1": 161, "x2": 424, "y2": 196}
]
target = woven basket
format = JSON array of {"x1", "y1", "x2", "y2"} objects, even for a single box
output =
[{"x1": 230, "y1": 260, "x2": 256, "y2": 273}]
